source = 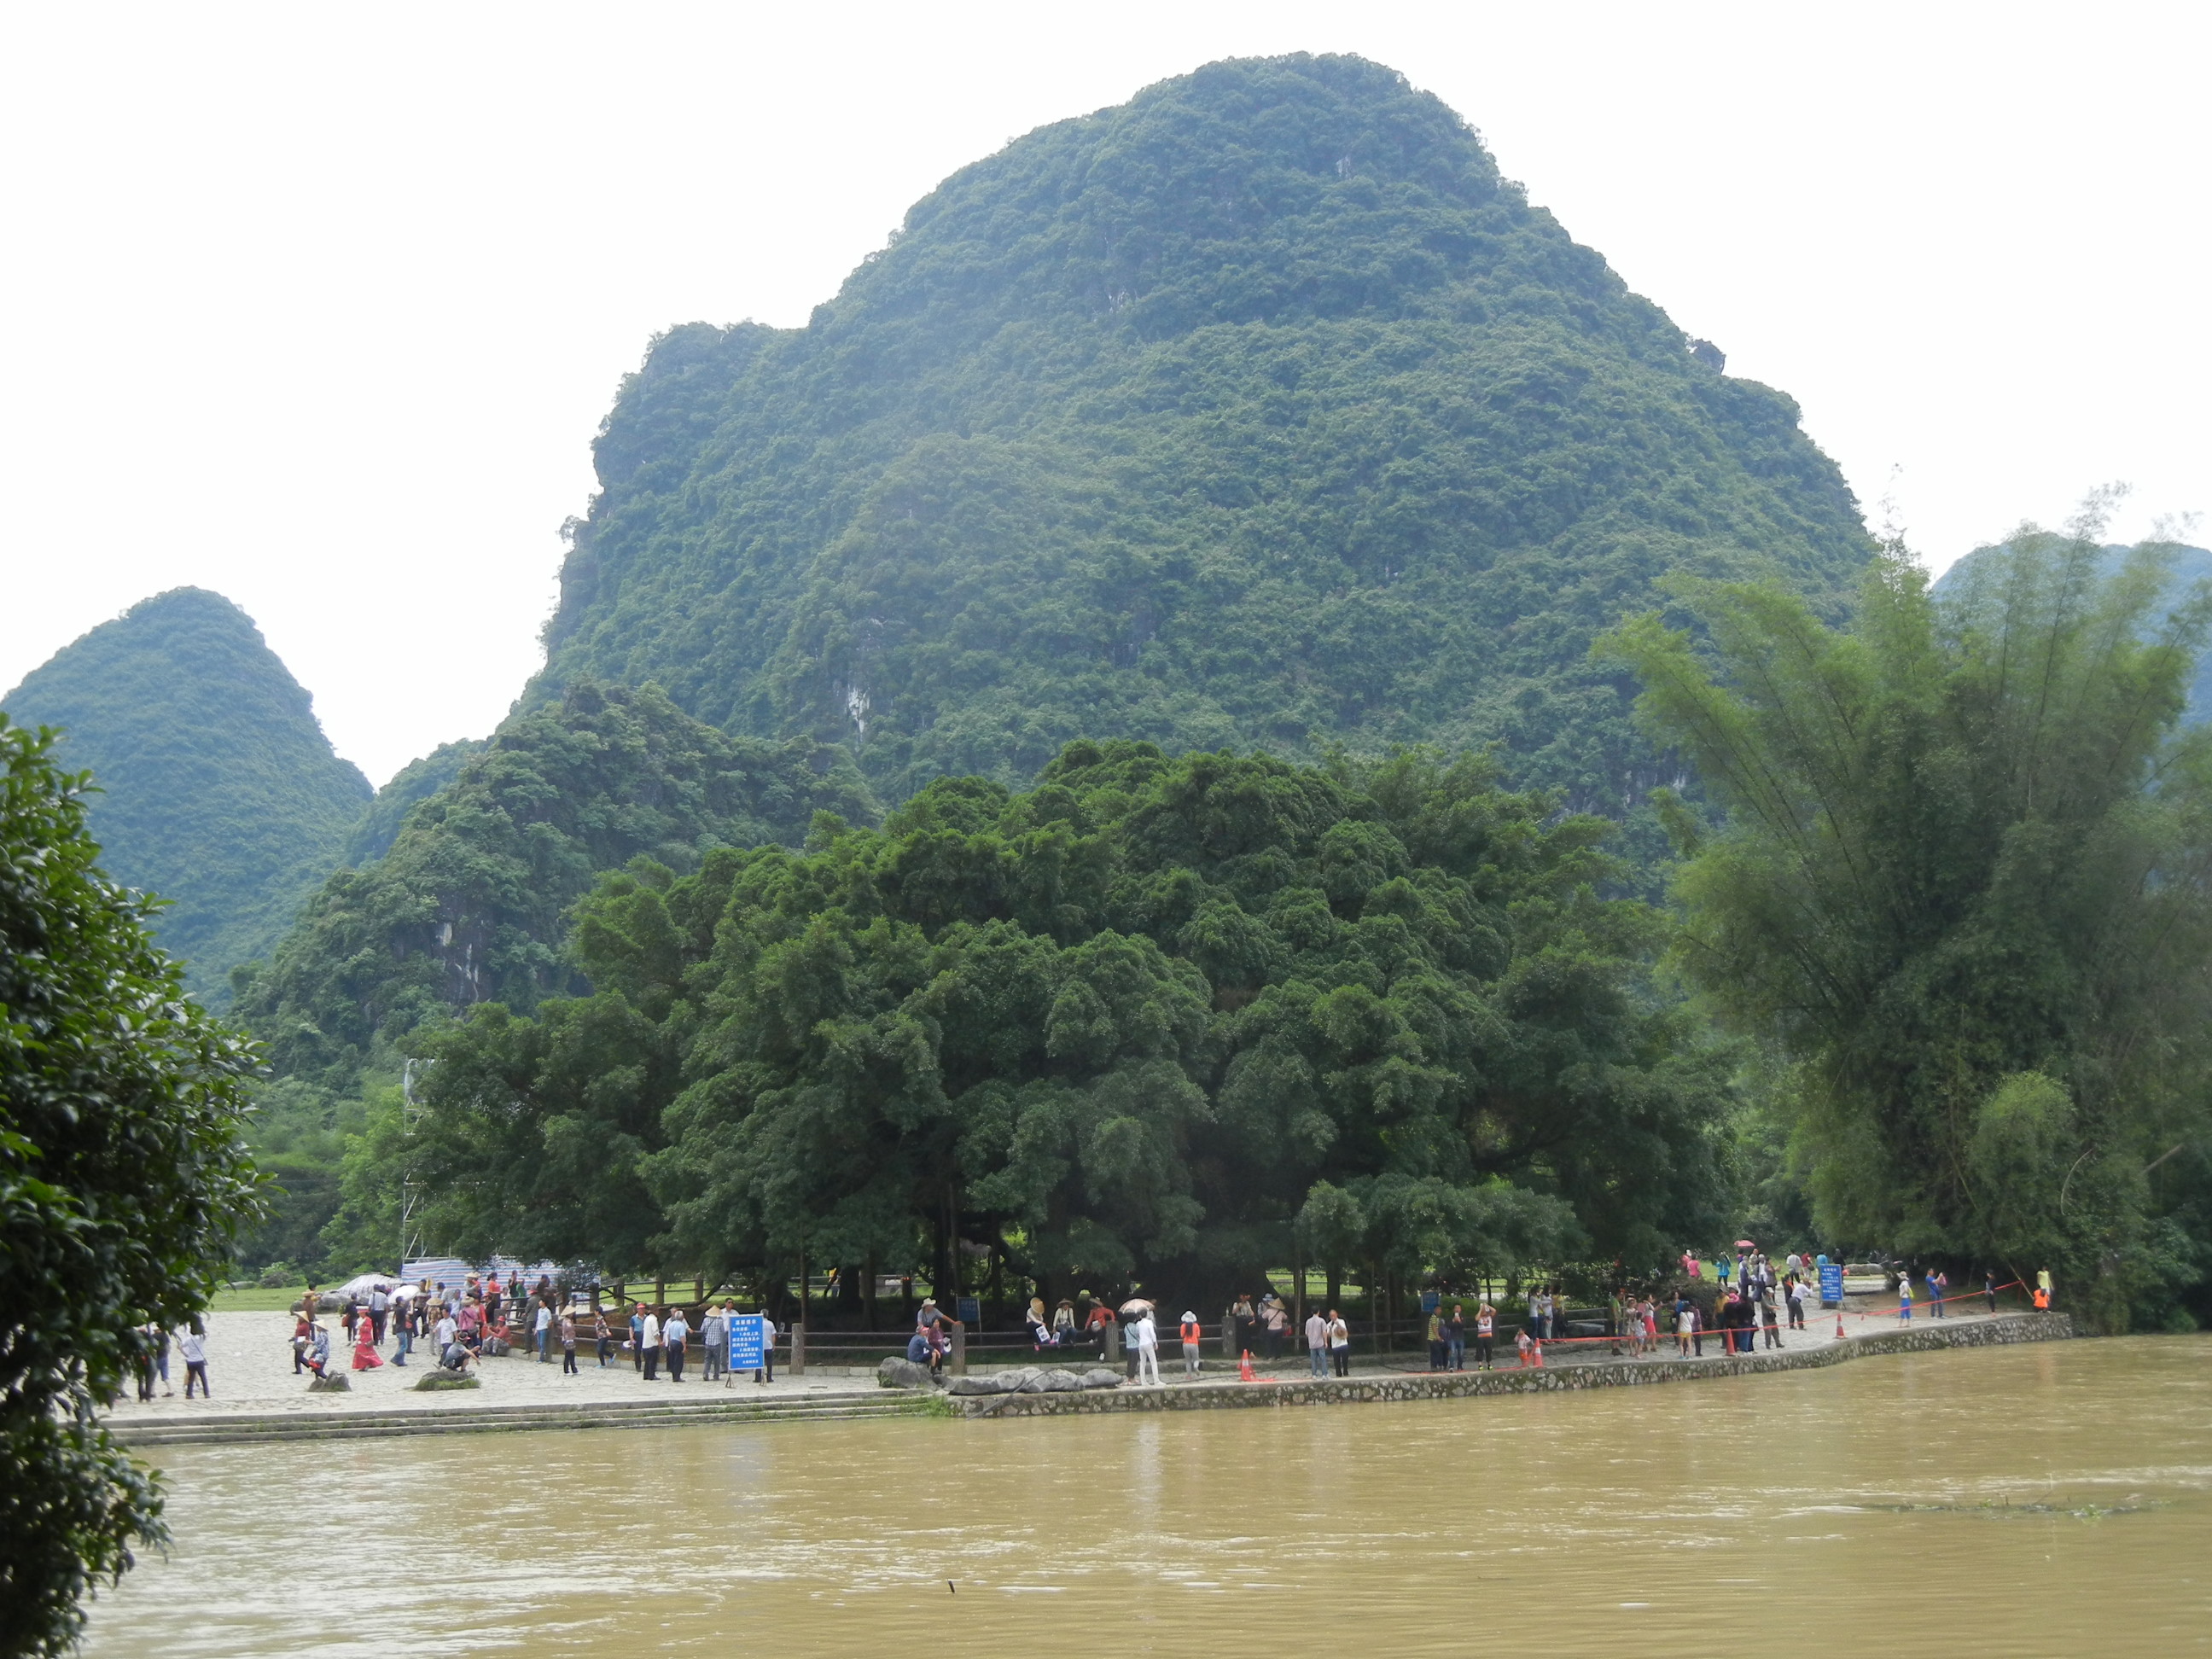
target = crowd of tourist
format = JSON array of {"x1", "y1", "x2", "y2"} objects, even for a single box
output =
[
  {"x1": 134, "y1": 1245, "x2": 2053, "y2": 1406},
  {"x1": 267, "y1": 1272, "x2": 788, "y2": 1388}
]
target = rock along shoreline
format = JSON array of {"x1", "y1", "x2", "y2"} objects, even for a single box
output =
[{"x1": 958, "y1": 1312, "x2": 2078, "y2": 1418}]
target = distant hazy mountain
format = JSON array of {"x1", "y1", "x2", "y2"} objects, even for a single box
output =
[
  {"x1": 1936, "y1": 542, "x2": 2212, "y2": 724},
  {"x1": 538, "y1": 53, "x2": 1872, "y2": 811},
  {"x1": 2, "y1": 588, "x2": 371, "y2": 1002}
]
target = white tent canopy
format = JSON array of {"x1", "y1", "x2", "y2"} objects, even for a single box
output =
[{"x1": 335, "y1": 1272, "x2": 401, "y2": 1301}]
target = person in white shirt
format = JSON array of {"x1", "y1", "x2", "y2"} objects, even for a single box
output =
[
  {"x1": 641, "y1": 1308, "x2": 663, "y2": 1380},
  {"x1": 534, "y1": 1300, "x2": 554, "y2": 1362},
  {"x1": 663, "y1": 1308, "x2": 690, "y2": 1382},
  {"x1": 1305, "y1": 1309, "x2": 1329, "y2": 1377},
  {"x1": 434, "y1": 1313, "x2": 457, "y2": 1355},
  {"x1": 1132, "y1": 1311, "x2": 1161, "y2": 1386},
  {"x1": 177, "y1": 1325, "x2": 210, "y2": 1398}
]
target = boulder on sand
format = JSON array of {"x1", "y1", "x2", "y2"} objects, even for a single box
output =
[
  {"x1": 1080, "y1": 1369, "x2": 1121, "y2": 1390},
  {"x1": 876, "y1": 1356, "x2": 936, "y2": 1390},
  {"x1": 306, "y1": 1373, "x2": 350, "y2": 1393},
  {"x1": 413, "y1": 1369, "x2": 480, "y2": 1391}
]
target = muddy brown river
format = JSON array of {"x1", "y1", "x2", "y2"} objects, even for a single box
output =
[{"x1": 86, "y1": 1336, "x2": 2212, "y2": 1656}]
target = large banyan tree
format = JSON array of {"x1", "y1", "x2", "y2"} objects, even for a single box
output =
[{"x1": 387, "y1": 742, "x2": 1733, "y2": 1307}]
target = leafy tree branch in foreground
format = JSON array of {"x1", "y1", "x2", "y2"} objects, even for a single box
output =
[{"x1": 0, "y1": 717, "x2": 262, "y2": 1656}]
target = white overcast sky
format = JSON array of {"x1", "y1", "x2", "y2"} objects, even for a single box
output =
[{"x1": 2, "y1": 3, "x2": 2205, "y2": 785}]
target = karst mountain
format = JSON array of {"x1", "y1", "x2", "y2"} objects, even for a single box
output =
[{"x1": 539, "y1": 53, "x2": 1871, "y2": 811}]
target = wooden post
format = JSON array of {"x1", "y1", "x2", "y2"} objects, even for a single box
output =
[
  {"x1": 791, "y1": 1318, "x2": 806, "y2": 1377},
  {"x1": 951, "y1": 1322, "x2": 967, "y2": 1377}
]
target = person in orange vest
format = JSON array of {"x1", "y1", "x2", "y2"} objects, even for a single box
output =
[
  {"x1": 2034, "y1": 1267, "x2": 2053, "y2": 1309},
  {"x1": 1179, "y1": 1311, "x2": 1203, "y2": 1377}
]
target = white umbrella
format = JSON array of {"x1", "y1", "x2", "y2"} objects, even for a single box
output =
[
  {"x1": 336, "y1": 1272, "x2": 399, "y2": 1300},
  {"x1": 1119, "y1": 1298, "x2": 1155, "y2": 1315}
]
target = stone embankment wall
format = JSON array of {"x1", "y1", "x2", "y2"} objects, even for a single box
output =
[{"x1": 963, "y1": 1313, "x2": 2077, "y2": 1419}]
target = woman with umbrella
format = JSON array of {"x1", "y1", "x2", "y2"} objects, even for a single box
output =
[{"x1": 1119, "y1": 1297, "x2": 1154, "y2": 1382}]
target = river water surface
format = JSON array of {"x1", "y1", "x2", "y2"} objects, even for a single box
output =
[{"x1": 88, "y1": 1336, "x2": 2212, "y2": 1657}]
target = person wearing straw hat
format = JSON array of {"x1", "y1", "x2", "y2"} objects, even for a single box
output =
[{"x1": 1179, "y1": 1311, "x2": 1202, "y2": 1377}]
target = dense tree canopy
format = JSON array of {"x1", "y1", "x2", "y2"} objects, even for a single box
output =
[
  {"x1": 0, "y1": 589, "x2": 372, "y2": 1004},
  {"x1": 541, "y1": 53, "x2": 1870, "y2": 812},
  {"x1": 1600, "y1": 527, "x2": 2212, "y2": 1328},
  {"x1": 235, "y1": 679, "x2": 875, "y2": 1091},
  {"x1": 0, "y1": 717, "x2": 262, "y2": 1655},
  {"x1": 230, "y1": 680, "x2": 873, "y2": 1275},
  {"x1": 386, "y1": 742, "x2": 1732, "y2": 1303}
]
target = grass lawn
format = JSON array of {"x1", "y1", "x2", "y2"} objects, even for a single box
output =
[{"x1": 212, "y1": 1284, "x2": 313, "y2": 1313}]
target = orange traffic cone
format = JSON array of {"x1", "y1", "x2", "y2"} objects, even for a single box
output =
[
  {"x1": 1531, "y1": 1344, "x2": 1545, "y2": 1368},
  {"x1": 1835, "y1": 1309, "x2": 1846, "y2": 1340},
  {"x1": 1238, "y1": 1349, "x2": 1256, "y2": 1382}
]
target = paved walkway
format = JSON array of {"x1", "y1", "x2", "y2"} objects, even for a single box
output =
[
  {"x1": 104, "y1": 1310, "x2": 878, "y2": 1422},
  {"x1": 1158, "y1": 1291, "x2": 2008, "y2": 1385},
  {"x1": 102, "y1": 1293, "x2": 2002, "y2": 1428}
]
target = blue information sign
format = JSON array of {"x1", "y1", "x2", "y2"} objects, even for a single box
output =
[
  {"x1": 728, "y1": 1313, "x2": 765, "y2": 1371},
  {"x1": 956, "y1": 1296, "x2": 981, "y2": 1326},
  {"x1": 1818, "y1": 1263, "x2": 1844, "y2": 1307}
]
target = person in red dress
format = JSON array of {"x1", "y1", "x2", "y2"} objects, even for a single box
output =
[{"x1": 352, "y1": 1319, "x2": 386, "y2": 1371}]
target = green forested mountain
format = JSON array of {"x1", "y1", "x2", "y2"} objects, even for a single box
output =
[
  {"x1": 1, "y1": 589, "x2": 371, "y2": 1002},
  {"x1": 343, "y1": 737, "x2": 486, "y2": 865},
  {"x1": 234, "y1": 679, "x2": 874, "y2": 1091},
  {"x1": 544, "y1": 53, "x2": 1871, "y2": 812}
]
